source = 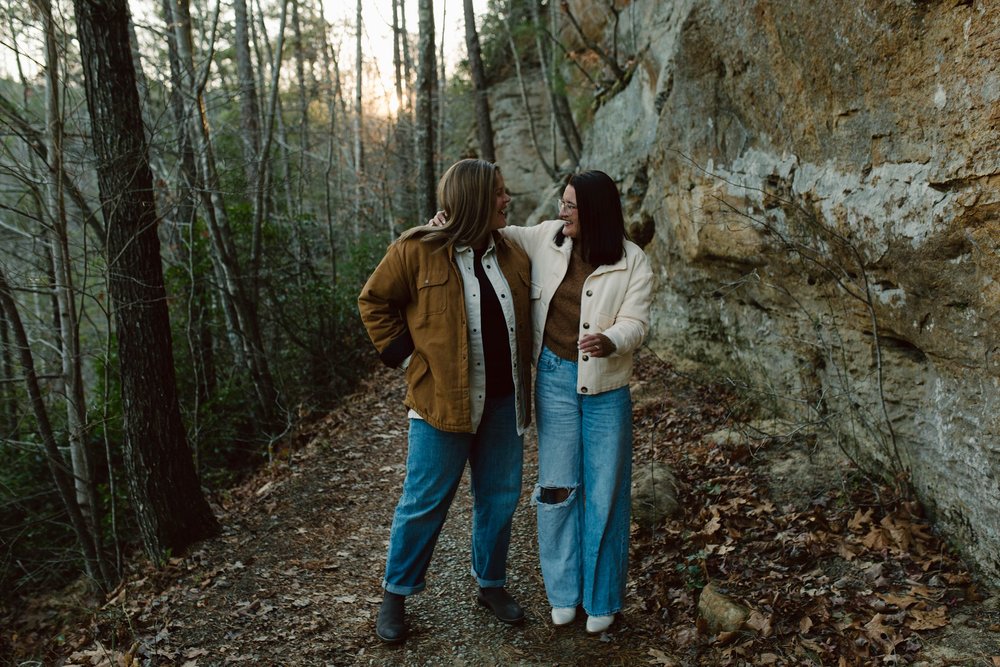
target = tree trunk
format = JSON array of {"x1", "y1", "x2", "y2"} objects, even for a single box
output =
[
  {"x1": 353, "y1": 0, "x2": 365, "y2": 230},
  {"x1": 505, "y1": 11, "x2": 556, "y2": 180},
  {"x1": 320, "y1": 22, "x2": 344, "y2": 274},
  {"x1": 292, "y1": 0, "x2": 309, "y2": 215},
  {"x1": 159, "y1": 0, "x2": 248, "y2": 380},
  {"x1": 463, "y1": 0, "x2": 495, "y2": 162},
  {"x1": 0, "y1": 307, "x2": 17, "y2": 449},
  {"x1": 400, "y1": 0, "x2": 414, "y2": 109},
  {"x1": 254, "y1": 1, "x2": 297, "y2": 223},
  {"x1": 534, "y1": 0, "x2": 580, "y2": 166},
  {"x1": 71, "y1": 0, "x2": 220, "y2": 559},
  {"x1": 233, "y1": 0, "x2": 262, "y2": 201},
  {"x1": 0, "y1": 267, "x2": 110, "y2": 590},
  {"x1": 169, "y1": 0, "x2": 278, "y2": 424},
  {"x1": 158, "y1": 0, "x2": 219, "y2": 434},
  {"x1": 392, "y1": 0, "x2": 404, "y2": 116},
  {"x1": 416, "y1": 0, "x2": 437, "y2": 222},
  {"x1": 39, "y1": 0, "x2": 104, "y2": 577},
  {"x1": 250, "y1": 0, "x2": 288, "y2": 307},
  {"x1": 436, "y1": 0, "x2": 446, "y2": 177}
]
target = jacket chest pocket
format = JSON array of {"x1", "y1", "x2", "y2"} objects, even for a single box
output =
[{"x1": 416, "y1": 265, "x2": 450, "y2": 319}]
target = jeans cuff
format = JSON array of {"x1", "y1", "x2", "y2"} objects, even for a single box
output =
[
  {"x1": 471, "y1": 565, "x2": 506, "y2": 589},
  {"x1": 383, "y1": 579, "x2": 425, "y2": 595},
  {"x1": 585, "y1": 607, "x2": 622, "y2": 617}
]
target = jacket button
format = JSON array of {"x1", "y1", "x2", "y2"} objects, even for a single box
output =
[
  {"x1": 583, "y1": 322, "x2": 590, "y2": 329},
  {"x1": 586, "y1": 290, "x2": 593, "y2": 297},
  {"x1": 582, "y1": 355, "x2": 589, "y2": 361},
  {"x1": 581, "y1": 387, "x2": 589, "y2": 393}
]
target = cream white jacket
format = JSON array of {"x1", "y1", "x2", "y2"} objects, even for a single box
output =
[{"x1": 502, "y1": 219, "x2": 654, "y2": 395}]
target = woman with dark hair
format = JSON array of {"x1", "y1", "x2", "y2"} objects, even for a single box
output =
[
  {"x1": 359, "y1": 159, "x2": 533, "y2": 643},
  {"x1": 509, "y1": 170, "x2": 652, "y2": 634}
]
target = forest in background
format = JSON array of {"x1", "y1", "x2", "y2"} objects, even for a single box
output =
[{"x1": 0, "y1": 0, "x2": 600, "y2": 607}]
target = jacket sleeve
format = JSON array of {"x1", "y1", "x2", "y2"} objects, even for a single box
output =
[
  {"x1": 499, "y1": 220, "x2": 559, "y2": 260},
  {"x1": 357, "y1": 242, "x2": 415, "y2": 368},
  {"x1": 603, "y1": 246, "x2": 654, "y2": 357}
]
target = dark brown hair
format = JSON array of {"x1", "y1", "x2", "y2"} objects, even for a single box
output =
[{"x1": 556, "y1": 170, "x2": 626, "y2": 266}]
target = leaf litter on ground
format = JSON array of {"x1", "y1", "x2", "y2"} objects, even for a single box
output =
[{"x1": 3, "y1": 349, "x2": 1000, "y2": 666}]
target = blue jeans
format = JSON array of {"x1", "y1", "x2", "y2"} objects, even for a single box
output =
[
  {"x1": 534, "y1": 346, "x2": 633, "y2": 616},
  {"x1": 383, "y1": 393, "x2": 523, "y2": 595}
]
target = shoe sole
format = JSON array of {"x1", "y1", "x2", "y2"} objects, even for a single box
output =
[
  {"x1": 476, "y1": 595, "x2": 525, "y2": 625},
  {"x1": 375, "y1": 628, "x2": 406, "y2": 643},
  {"x1": 585, "y1": 619, "x2": 615, "y2": 634},
  {"x1": 551, "y1": 608, "x2": 577, "y2": 626}
]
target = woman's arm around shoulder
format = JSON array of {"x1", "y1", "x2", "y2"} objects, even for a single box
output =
[{"x1": 499, "y1": 218, "x2": 563, "y2": 258}]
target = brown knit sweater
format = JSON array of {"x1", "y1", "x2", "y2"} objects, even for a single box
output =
[{"x1": 543, "y1": 246, "x2": 596, "y2": 361}]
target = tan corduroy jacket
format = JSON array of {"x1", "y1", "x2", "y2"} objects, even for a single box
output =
[{"x1": 358, "y1": 231, "x2": 533, "y2": 433}]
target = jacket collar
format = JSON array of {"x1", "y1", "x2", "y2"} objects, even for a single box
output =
[
  {"x1": 549, "y1": 230, "x2": 628, "y2": 276},
  {"x1": 454, "y1": 231, "x2": 500, "y2": 256}
]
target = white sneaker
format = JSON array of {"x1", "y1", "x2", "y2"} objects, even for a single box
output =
[
  {"x1": 551, "y1": 606, "x2": 576, "y2": 626},
  {"x1": 586, "y1": 614, "x2": 614, "y2": 634}
]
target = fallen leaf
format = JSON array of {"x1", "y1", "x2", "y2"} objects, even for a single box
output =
[
  {"x1": 864, "y1": 613, "x2": 900, "y2": 650},
  {"x1": 647, "y1": 648, "x2": 677, "y2": 665},
  {"x1": 799, "y1": 615, "x2": 813, "y2": 634},
  {"x1": 836, "y1": 540, "x2": 858, "y2": 561},
  {"x1": 849, "y1": 508, "x2": 873, "y2": 531},
  {"x1": 907, "y1": 605, "x2": 948, "y2": 631},
  {"x1": 744, "y1": 610, "x2": 773, "y2": 637},
  {"x1": 862, "y1": 527, "x2": 887, "y2": 550}
]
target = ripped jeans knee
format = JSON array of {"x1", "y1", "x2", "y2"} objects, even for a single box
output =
[{"x1": 534, "y1": 484, "x2": 576, "y2": 507}]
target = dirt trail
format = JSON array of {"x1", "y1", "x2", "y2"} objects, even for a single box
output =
[
  {"x1": 40, "y1": 365, "x2": 667, "y2": 666},
  {"x1": 10, "y1": 351, "x2": 1000, "y2": 666}
]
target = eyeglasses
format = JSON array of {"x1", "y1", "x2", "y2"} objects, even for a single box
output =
[{"x1": 558, "y1": 199, "x2": 578, "y2": 211}]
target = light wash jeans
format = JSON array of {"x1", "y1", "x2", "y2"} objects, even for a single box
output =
[
  {"x1": 534, "y1": 346, "x2": 633, "y2": 616},
  {"x1": 382, "y1": 393, "x2": 523, "y2": 595}
]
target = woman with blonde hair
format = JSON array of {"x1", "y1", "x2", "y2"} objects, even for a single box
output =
[{"x1": 359, "y1": 159, "x2": 533, "y2": 642}]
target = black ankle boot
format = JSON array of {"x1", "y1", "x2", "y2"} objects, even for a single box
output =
[
  {"x1": 476, "y1": 587, "x2": 525, "y2": 624},
  {"x1": 376, "y1": 591, "x2": 406, "y2": 642}
]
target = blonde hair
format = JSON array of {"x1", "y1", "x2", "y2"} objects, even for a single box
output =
[{"x1": 401, "y1": 159, "x2": 499, "y2": 250}]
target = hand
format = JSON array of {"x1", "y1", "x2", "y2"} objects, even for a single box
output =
[
  {"x1": 428, "y1": 210, "x2": 447, "y2": 227},
  {"x1": 578, "y1": 333, "x2": 615, "y2": 358}
]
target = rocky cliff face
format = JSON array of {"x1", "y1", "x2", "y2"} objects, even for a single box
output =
[{"x1": 502, "y1": 0, "x2": 1000, "y2": 583}]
